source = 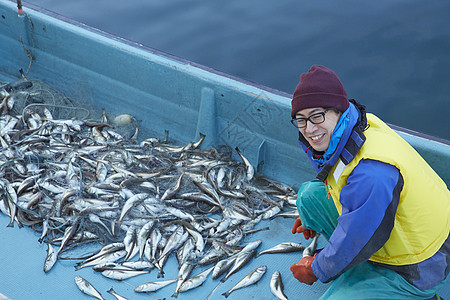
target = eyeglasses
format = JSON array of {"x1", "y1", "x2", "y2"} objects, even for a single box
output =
[{"x1": 290, "y1": 109, "x2": 329, "y2": 128}]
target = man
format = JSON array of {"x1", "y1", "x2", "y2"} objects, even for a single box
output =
[{"x1": 289, "y1": 65, "x2": 450, "y2": 299}]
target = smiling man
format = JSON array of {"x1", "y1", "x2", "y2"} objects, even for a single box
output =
[{"x1": 289, "y1": 65, "x2": 450, "y2": 299}]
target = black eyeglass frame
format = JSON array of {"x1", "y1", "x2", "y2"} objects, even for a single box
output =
[{"x1": 290, "y1": 109, "x2": 329, "y2": 128}]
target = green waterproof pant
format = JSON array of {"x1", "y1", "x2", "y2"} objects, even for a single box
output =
[{"x1": 296, "y1": 179, "x2": 448, "y2": 300}]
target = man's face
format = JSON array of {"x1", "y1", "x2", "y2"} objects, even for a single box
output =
[{"x1": 295, "y1": 108, "x2": 342, "y2": 152}]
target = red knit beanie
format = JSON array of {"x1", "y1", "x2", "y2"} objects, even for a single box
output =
[{"x1": 291, "y1": 65, "x2": 349, "y2": 118}]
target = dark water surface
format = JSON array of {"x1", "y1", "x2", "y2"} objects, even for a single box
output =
[{"x1": 23, "y1": 0, "x2": 450, "y2": 140}]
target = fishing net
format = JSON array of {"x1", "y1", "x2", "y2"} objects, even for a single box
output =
[{"x1": 3, "y1": 78, "x2": 89, "y2": 119}]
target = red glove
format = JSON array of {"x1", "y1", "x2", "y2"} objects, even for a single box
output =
[
  {"x1": 290, "y1": 255, "x2": 318, "y2": 285},
  {"x1": 291, "y1": 217, "x2": 316, "y2": 240}
]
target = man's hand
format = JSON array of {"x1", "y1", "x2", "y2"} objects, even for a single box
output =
[
  {"x1": 290, "y1": 255, "x2": 318, "y2": 285},
  {"x1": 292, "y1": 217, "x2": 317, "y2": 239}
]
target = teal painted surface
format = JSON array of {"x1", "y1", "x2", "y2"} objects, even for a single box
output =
[{"x1": 0, "y1": 1, "x2": 449, "y2": 299}]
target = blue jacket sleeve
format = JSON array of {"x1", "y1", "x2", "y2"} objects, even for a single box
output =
[{"x1": 311, "y1": 159, "x2": 404, "y2": 283}]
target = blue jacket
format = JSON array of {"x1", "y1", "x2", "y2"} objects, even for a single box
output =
[{"x1": 298, "y1": 100, "x2": 450, "y2": 290}]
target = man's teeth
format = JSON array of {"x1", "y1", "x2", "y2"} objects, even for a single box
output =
[{"x1": 311, "y1": 135, "x2": 322, "y2": 141}]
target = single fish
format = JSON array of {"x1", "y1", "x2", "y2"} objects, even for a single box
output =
[
  {"x1": 123, "y1": 226, "x2": 139, "y2": 261},
  {"x1": 92, "y1": 262, "x2": 134, "y2": 272},
  {"x1": 158, "y1": 225, "x2": 188, "y2": 261},
  {"x1": 160, "y1": 173, "x2": 184, "y2": 201},
  {"x1": 56, "y1": 217, "x2": 81, "y2": 257},
  {"x1": 137, "y1": 221, "x2": 155, "y2": 260},
  {"x1": 178, "y1": 265, "x2": 214, "y2": 294},
  {"x1": 303, "y1": 233, "x2": 320, "y2": 258},
  {"x1": 184, "y1": 225, "x2": 205, "y2": 252},
  {"x1": 101, "y1": 269, "x2": 150, "y2": 280},
  {"x1": 172, "y1": 261, "x2": 195, "y2": 298},
  {"x1": 177, "y1": 238, "x2": 196, "y2": 267},
  {"x1": 74, "y1": 275, "x2": 104, "y2": 300},
  {"x1": 221, "y1": 265, "x2": 267, "y2": 298},
  {"x1": 106, "y1": 287, "x2": 128, "y2": 300},
  {"x1": 222, "y1": 249, "x2": 258, "y2": 282},
  {"x1": 257, "y1": 242, "x2": 305, "y2": 257},
  {"x1": 269, "y1": 209, "x2": 299, "y2": 220},
  {"x1": 235, "y1": 147, "x2": 255, "y2": 182},
  {"x1": 118, "y1": 193, "x2": 148, "y2": 223},
  {"x1": 212, "y1": 256, "x2": 237, "y2": 280},
  {"x1": 134, "y1": 278, "x2": 177, "y2": 293},
  {"x1": 191, "y1": 179, "x2": 221, "y2": 205},
  {"x1": 145, "y1": 227, "x2": 162, "y2": 262},
  {"x1": 77, "y1": 243, "x2": 125, "y2": 267},
  {"x1": 75, "y1": 250, "x2": 127, "y2": 270},
  {"x1": 240, "y1": 240, "x2": 262, "y2": 253},
  {"x1": 121, "y1": 260, "x2": 154, "y2": 270},
  {"x1": 270, "y1": 271, "x2": 288, "y2": 300},
  {"x1": 43, "y1": 243, "x2": 57, "y2": 273}
]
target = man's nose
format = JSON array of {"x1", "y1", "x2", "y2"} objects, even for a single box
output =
[{"x1": 304, "y1": 120, "x2": 318, "y2": 132}]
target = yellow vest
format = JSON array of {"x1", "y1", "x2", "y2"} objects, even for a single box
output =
[{"x1": 326, "y1": 113, "x2": 450, "y2": 265}]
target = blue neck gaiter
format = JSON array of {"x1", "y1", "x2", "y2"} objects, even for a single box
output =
[{"x1": 313, "y1": 107, "x2": 350, "y2": 164}]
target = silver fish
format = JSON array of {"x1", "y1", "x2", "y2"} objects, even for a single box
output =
[
  {"x1": 123, "y1": 226, "x2": 139, "y2": 261},
  {"x1": 221, "y1": 265, "x2": 267, "y2": 298},
  {"x1": 178, "y1": 265, "x2": 214, "y2": 293},
  {"x1": 258, "y1": 242, "x2": 305, "y2": 257},
  {"x1": 106, "y1": 287, "x2": 128, "y2": 300},
  {"x1": 160, "y1": 173, "x2": 184, "y2": 201},
  {"x1": 235, "y1": 147, "x2": 255, "y2": 182},
  {"x1": 145, "y1": 227, "x2": 162, "y2": 262},
  {"x1": 185, "y1": 225, "x2": 205, "y2": 252},
  {"x1": 158, "y1": 225, "x2": 188, "y2": 261},
  {"x1": 43, "y1": 243, "x2": 57, "y2": 273},
  {"x1": 303, "y1": 233, "x2": 320, "y2": 258},
  {"x1": 222, "y1": 249, "x2": 257, "y2": 282},
  {"x1": 92, "y1": 262, "x2": 134, "y2": 272},
  {"x1": 172, "y1": 260, "x2": 195, "y2": 297},
  {"x1": 270, "y1": 271, "x2": 288, "y2": 300},
  {"x1": 101, "y1": 269, "x2": 150, "y2": 280},
  {"x1": 134, "y1": 278, "x2": 177, "y2": 293},
  {"x1": 269, "y1": 209, "x2": 299, "y2": 219},
  {"x1": 240, "y1": 240, "x2": 262, "y2": 252},
  {"x1": 137, "y1": 220, "x2": 155, "y2": 260},
  {"x1": 56, "y1": 218, "x2": 81, "y2": 257},
  {"x1": 177, "y1": 238, "x2": 196, "y2": 266},
  {"x1": 212, "y1": 256, "x2": 237, "y2": 280},
  {"x1": 74, "y1": 275, "x2": 104, "y2": 300},
  {"x1": 191, "y1": 179, "x2": 221, "y2": 205},
  {"x1": 121, "y1": 260, "x2": 154, "y2": 270},
  {"x1": 75, "y1": 250, "x2": 127, "y2": 270},
  {"x1": 78, "y1": 242, "x2": 125, "y2": 266},
  {"x1": 118, "y1": 193, "x2": 148, "y2": 223}
]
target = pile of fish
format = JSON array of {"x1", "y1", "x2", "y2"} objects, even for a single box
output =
[{"x1": 0, "y1": 78, "x2": 304, "y2": 299}]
